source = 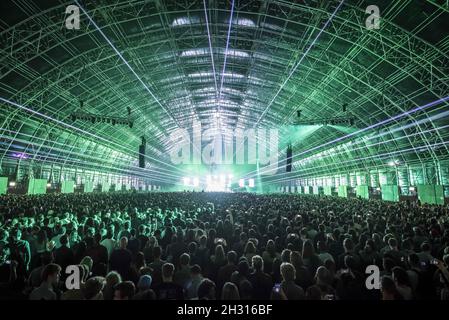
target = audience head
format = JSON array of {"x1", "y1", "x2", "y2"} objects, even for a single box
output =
[
  {"x1": 179, "y1": 253, "x2": 190, "y2": 267},
  {"x1": 381, "y1": 276, "x2": 402, "y2": 300},
  {"x1": 306, "y1": 285, "x2": 322, "y2": 300},
  {"x1": 197, "y1": 278, "x2": 216, "y2": 300},
  {"x1": 222, "y1": 282, "x2": 240, "y2": 300},
  {"x1": 162, "y1": 263, "x2": 175, "y2": 282},
  {"x1": 41, "y1": 263, "x2": 61, "y2": 285},
  {"x1": 280, "y1": 262, "x2": 296, "y2": 282},
  {"x1": 137, "y1": 275, "x2": 152, "y2": 292},
  {"x1": 227, "y1": 251, "x2": 237, "y2": 265},
  {"x1": 84, "y1": 276, "x2": 105, "y2": 300},
  {"x1": 252, "y1": 255, "x2": 264, "y2": 272},
  {"x1": 190, "y1": 264, "x2": 202, "y2": 277},
  {"x1": 114, "y1": 281, "x2": 135, "y2": 300},
  {"x1": 120, "y1": 237, "x2": 128, "y2": 249}
]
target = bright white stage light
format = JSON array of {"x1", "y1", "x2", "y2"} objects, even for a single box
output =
[
  {"x1": 239, "y1": 179, "x2": 245, "y2": 188},
  {"x1": 249, "y1": 179, "x2": 255, "y2": 187},
  {"x1": 183, "y1": 177, "x2": 190, "y2": 186},
  {"x1": 193, "y1": 177, "x2": 199, "y2": 187}
]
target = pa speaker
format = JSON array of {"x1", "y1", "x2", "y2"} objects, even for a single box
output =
[
  {"x1": 286, "y1": 145, "x2": 292, "y2": 172},
  {"x1": 139, "y1": 144, "x2": 145, "y2": 168}
]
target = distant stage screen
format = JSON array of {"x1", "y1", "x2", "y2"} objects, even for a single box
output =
[
  {"x1": 0, "y1": 177, "x2": 7, "y2": 195},
  {"x1": 27, "y1": 179, "x2": 47, "y2": 195},
  {"x1": 381, "y1": 185, "x2": 399, "y2": 202},
  {"x1": 61, "y1": 181, "x2": 75, "y2": 194}
]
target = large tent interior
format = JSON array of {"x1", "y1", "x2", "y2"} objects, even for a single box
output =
[{"x1": 0, "y1": 0, "x2": 449, "y2": 204}]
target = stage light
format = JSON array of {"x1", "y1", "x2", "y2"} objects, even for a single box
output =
[
  {"x1": 228, "y1": 174, "x2": 233, "y2": 180},
  {"x1": 249, "y1": 179, "x2": 255, "y2": 187},
  {"x1": 206, "y1": 175, "x2": 212, "y2": 182},
  {"x1": 220, "y1": 175, "x2": 226, "y2": 183},
  {"x1": 183, "y1": 177, "x2": 190, "y2": 186},
  {"x1": 9, "y1": 181, "x2": 16, "y2": 187},
  {"x1": 409, "y1": 186, "x2": 415, "y2": 192},
  {"x1": 12, "y1": 152, "x2": 28, "y2": 159},
  {"x1": 193, "y1": 177, "x2": 199, "y2": 187},
  {"x1": 388, "y1": 160, "x2": 399, "y2": 166},
  {"x1": 376, "y1": 187, "x2": 381, "y2": 191},
  {"x1": 46, "y1": 183, "x2": 52, "y2": 188},
  {"x1": 239, "y1": 179, "x2": 245, "y2": 188}
]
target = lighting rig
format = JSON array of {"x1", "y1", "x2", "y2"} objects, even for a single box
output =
[
  {"x1": 70, "y1": 101, "x2": 134, "y2": 128},
  {"x1": 293, "y1": 104, "x2": 355, "y2": 126}
]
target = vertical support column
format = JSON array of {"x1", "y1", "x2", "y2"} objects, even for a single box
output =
[
  {"x1": 436, "y1": 161, "x2": 442, "y2": 185},
  {"x1": 350, "y1": 172, "x2": 357, "y2": 187},
  {"x1": 422, "y1": 164, "x2": 427, "y2": 185},
  {"x1": 398, "y1": 167, "x2": 409, "y2": 187},
  {"x1": 440, "y1": 162, "x2": 449, "y2": 185}
]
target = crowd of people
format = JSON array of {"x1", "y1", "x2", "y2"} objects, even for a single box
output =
[{"x1": 0, "y1": 191, "x2": 449, "y2": 300}]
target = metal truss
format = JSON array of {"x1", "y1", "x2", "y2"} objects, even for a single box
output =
[{"x1": 0, "y1": 0, "x2": 448, "y2": 183}]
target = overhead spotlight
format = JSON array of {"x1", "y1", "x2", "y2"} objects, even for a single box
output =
[
  {"x1": 9, "y1": 181, "x2": 16, "y2": 187},
  {"x1": 388, "y1": 160, "x2": 400, "y2": 167},
  {"x1": 342, "y1": 103, "x2": 348, "y2": 112},
  {"x1": 249, "y1": 179, "x2": 255, "y2": 188},
  {"x1": 46, "y1": 183, "x2": 52, "y2": 188},
  {"x1": 239, "y1": 179, "x2": 245, "y2": 188}
]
